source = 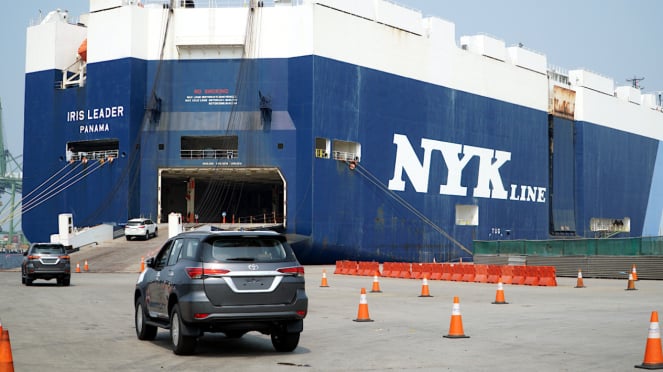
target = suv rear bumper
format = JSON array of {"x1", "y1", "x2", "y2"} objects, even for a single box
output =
[
  {"x1": 175, "y1": 291, "x2": 308, "y2": 335},
  {"x1": 125, "y1": 230, "x2": 148, "y2": 237},
  {"x1": 25, "y1": 265, "x2": 71, "y2": 276}
]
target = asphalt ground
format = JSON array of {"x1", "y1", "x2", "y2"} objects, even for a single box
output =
[{"x1": 0, "y1": 229, "x2": 662, "y2": 371}]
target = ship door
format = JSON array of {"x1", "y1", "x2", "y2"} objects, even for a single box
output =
[{"x1": 549, "y1": 116, "x2": 576, "y2": 235}]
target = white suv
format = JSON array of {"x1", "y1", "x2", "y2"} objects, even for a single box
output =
[{"x1": 125, "y1": 218, "x2": 158, "y2": 240}]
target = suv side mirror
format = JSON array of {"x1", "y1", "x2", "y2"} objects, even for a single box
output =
[
  {"x1": 145, "y1": 257, "x2": 155, "y2": 268},
  {"x1": 23, "y1": 250, "x2": 28, "y2": 256}
]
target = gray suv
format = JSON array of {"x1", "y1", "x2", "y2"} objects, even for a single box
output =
[
  {"x1": 134, "y1": 230, "x2": 308, "y2": 355},
  {"x1": 21, "y1": 243, "x2": 71, "y2": 286}
]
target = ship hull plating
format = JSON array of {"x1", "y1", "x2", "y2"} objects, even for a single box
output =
[{"x1": 23, "y1": 3, "x2": 663, "y2": 264}]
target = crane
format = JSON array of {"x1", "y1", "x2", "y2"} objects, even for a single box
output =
[{"x1": 0, "y1": 98, "x2": 23, "y2": 247}]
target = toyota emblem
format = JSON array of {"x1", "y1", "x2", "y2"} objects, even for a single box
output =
[{"x1": 248, "y1": 264, "x2": 259, "y2": 271}]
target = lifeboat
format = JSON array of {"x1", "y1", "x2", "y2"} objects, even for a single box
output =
[{"x1": 77, "y1": 38, "x2": 87, "y2": 62}]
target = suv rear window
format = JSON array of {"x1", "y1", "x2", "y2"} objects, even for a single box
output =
[
  {"x1": 31, "y1": 245, "x2": 65, "y2": 254},
  {"x1": 206, "y1": 237, "x2": 290, "y2": 263},
  {"x1": 127, "y1": 220, "x2": 148, "y2": 226}
]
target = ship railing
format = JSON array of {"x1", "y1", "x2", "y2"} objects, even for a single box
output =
[
  {"x1": 236, "y1": 212, "x2": 283, "y2": 225},
  {"x1": 548, "y1": 65, "x2": 568, "y2": 76},
  {"x1": 142, "y1": 0, "x2": 304, "y2": 9},
  {"x1": 181, "y1": 149, "x2": 238, "y2": 159},
  {"x1": 548, "y1": 74, "x2": 569, "y2": 86},
  {"x1": 332, "y1": 151, "x2": 357, "y2": 162},
  {"x1": 69, "y1": 150, "x2": 119, "y2": 162}
]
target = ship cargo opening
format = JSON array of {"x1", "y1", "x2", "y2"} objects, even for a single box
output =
[
  {"x1": 65, "y1": 139, "x2": 120, "y2": 162},
  {"x1": 158, "y1": 167, "x2": 285, "y2": 228},
  {"x1": 180, "y1": 136, "x2": 238, "y2": 160}
]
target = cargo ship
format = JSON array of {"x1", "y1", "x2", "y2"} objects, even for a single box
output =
[{"x1": 23, "y1": 0, "x2": 663, "y2": 264}]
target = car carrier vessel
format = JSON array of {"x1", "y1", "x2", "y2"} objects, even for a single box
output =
[{"x1": 23, "y1": 0, "x2": 663, "y2": 263}]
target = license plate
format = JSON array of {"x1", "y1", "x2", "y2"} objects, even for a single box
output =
[{"x1": 234, "y1": 276, "x2": 273, "y2": 290}]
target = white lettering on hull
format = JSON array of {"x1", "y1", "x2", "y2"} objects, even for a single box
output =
[
  {"x1": 79, "y1": 123, "x2": 110, "y2": 133},
  {"x1": 67, "y1": 106, "x2": 125, "y2": 122},
  {"x1": 388, "y1": 133, "x2": 546, "y2": 203}
]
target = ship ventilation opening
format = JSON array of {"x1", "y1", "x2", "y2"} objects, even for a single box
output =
[
  {"x1": 158, "y1": 167, "x2": 286, "y2": 230},
  {"x1": 590, "y1": 217, "x2": 630, "y2": 238},
  {"x1": 332, "y1": 140, "x2": 361, "y2": 162},
  {"x1": 180, "y1": 136, "x2": 238, "y2": 159},
  {"x1": 315, "y1": 137, "x2": 330, "y2": 159},
  {"x1": 455, "y1": 204, "x2": 479, "y2": 226}
]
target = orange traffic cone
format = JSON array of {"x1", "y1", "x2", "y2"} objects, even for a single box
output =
[
  {"x1": 353, "y1": 288, "x2": 373, "y2": 322},
  {"x1": 418, "y1": 275, "x2": 432, "y2": 297},
  {"x1": 492, "y1": 278, "x2": 508, "y2": 304},
  {"x1": 370, "y1": 271, "x2": 382, "y2": 293},
  {"x1": 84, "y1": 260, "x2": 89, "y2": 272},
  {"x1": 75, "y1": 262, "x2": 81, "y2": 273},
  {"x1": 320, "y1": 269, "x2": 329, "y2": 287},
  {"x1": 627, "y1": 273, "x2": 637, "y2": 291},
  {"x1": 574, "y1": 269, "x2": 585, "y2": 288},
  {"x1": 444, "y1": 296, "x2": 469, "y2": 338},
  {"x1": 635, "y1": 311, "x2": 663, "y2": 369},
  {"x1": 632, "y1": 264, "x2": 639, "y2": 281},
  {"x1": 0, "y1": 329, "x2": 14, "y2": 372},
  {"x1": 139, "y1": 257, "x2": 145, "y2": 273}
]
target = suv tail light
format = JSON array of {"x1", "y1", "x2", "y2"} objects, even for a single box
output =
[
  {"x1": 28, "y1": 255, "x2": 41, "y2": 259},
  {"x1": 185, "y1": 267, "x2": 204, "y2": 279},
  {"x1": 185, "y1": 267, "x2": 230, "y2": 279},
  {"x1": 205, "y1": 268, "x2": 231, "y2": 276},
  {"x1": 277, "y1": 266, "x2": 305, "y2": 276}
]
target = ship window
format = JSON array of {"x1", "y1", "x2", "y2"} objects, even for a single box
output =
[
  {"x1": 455, "y1": 204, "x2": 478, "y2": 226},
  {"x1": 159, "y1": 144, "x2": 165, "y2": 150},
  {"x1": 278, "y1": 143, "x2": 284, "y2": 150},
  {"x1": 66, "y1": 139, "x2": 119, "y2": 162},
  {"x1": 181, "y1": 136, "x2": 238, "y2": 159},
  {"x1": 315, "y1": 137, "x2": 330, "y2": 159},
  {"x1": 332, "y1": 140, "x2": 360, "y2": 162}
]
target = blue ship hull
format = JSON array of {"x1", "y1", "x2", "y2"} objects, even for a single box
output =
[
  {"x1": 23, "y1": 55, "x2": 660, "y2": 264},
  {"x1": 23, "y1": 2, "x2": 663, "y2": 264}
]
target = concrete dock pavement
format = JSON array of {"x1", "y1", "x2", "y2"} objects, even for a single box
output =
[{"x1": 0, "y1": 263, "x2": 660, "y2": 371}]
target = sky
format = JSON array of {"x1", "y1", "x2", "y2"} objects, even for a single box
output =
[{"x1": 1, "y1": 0, "x2": 661, "y2": 161}]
